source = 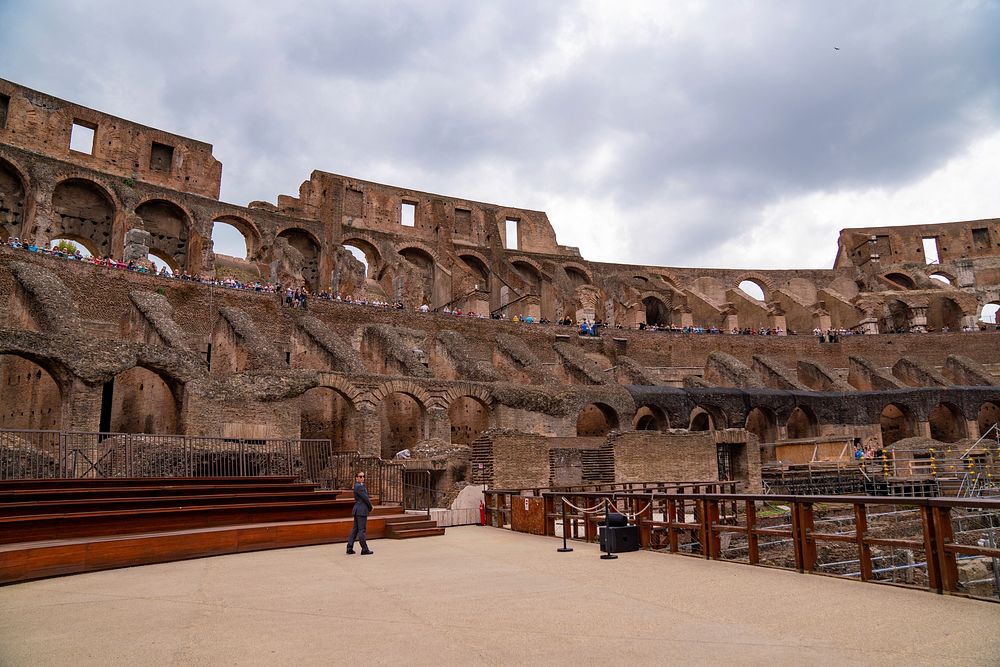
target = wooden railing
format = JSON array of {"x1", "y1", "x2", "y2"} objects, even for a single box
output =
[{"x1": 483, "y1": 487, "x2": 1000, "y2": 601}]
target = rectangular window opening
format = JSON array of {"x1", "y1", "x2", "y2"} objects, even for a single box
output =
[
  {"x1": 921, "y1": 237, "x2": 940, "y2": 264},
  {"x1": 0, "y1": 94, "x2": 10, "y2": 130},
  {"x1": 401, "y1": 201, "x2": 416, "y2": 227},
  {"x1": 972, "y1": 227, "x2": 990, "y2": 252},
  {"x1": 70, "y1": 120, "x2": 96, "y2": 155},
  {"x1": 150, "y1": 142, "x2": 174, "y2": 172},
  {"x1": 505, "y1": 218, "x2": 519, "y2": 250}
]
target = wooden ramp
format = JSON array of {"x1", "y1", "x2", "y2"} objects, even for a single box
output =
[{"x1": 0, "y1": 477, "x2": 443, "y2": 584}]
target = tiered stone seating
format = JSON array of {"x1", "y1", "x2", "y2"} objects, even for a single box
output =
[{"x1": 0, "y1": 477, "x2": 443, "y2": 584}]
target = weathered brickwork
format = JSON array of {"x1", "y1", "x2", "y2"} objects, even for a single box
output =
[{"x1": 2, "y1": 79, "x2": 1000, "y2": 490}]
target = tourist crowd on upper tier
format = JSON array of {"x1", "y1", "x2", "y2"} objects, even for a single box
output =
[{"x1": 4, "y1": 236, "x2": 997, "y2": 334}]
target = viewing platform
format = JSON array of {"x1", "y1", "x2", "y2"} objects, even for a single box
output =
[{"x1": 1, "y1": 526, "x2": 998, "y2": 665}]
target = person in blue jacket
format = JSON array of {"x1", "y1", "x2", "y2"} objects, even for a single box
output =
[{"x1": 346, "y1": 471, "x2": 374, "y2": 555}]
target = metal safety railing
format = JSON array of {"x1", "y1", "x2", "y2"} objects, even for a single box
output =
[{"x1": 484, "y1": 486, "x2": 1000, "y2": 601}]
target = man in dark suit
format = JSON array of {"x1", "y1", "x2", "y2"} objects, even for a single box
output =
[{"x1": 346, "y1": 471, "x2": 374, "y2": 555}]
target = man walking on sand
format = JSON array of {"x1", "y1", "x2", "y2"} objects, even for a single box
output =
[{"x1": 346, "y1": 471, "x2": 374, "y2": 555}]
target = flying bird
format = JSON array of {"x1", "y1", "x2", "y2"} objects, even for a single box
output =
[{"x1": 834, "y1": 47, "x2": 841, "y2": 51}]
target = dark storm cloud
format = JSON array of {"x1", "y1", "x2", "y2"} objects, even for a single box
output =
[{"x1": 1, "y1": 0, "x2": 998, "y2": 267}]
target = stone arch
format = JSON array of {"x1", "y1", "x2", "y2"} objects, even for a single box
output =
[
  {"x1": 785, "y1": 405, "x2": 817, "y2": 439},
  {"x1": 368, "y1": 379, "x2": 436, "y2": 411},
  {"x1": 342, "y1": 236, "x2": 384, "y2": 278},
  {"x1": 745, "y1": 406, "x2": 778, "y2": 444},
  {"x1": 884, "y1": 299, "x2": 911, "y2": 332},
  {"x1": 979, "y1": 302, "x2": 1000, "y2": 325},
  {"x1": 880, "y1": 402, "x2": 914, "y2": 447},
  {"x1": 928, "y1": 270, "x2": 956, "y2": 285},
  {"x1": 276, "y1": 227, "x2": 321, "y2": 291},
  {"x1": 577, "y1": 402, "x2": 619, "y2": 437},
  {"x1": 299, "y1": 386, "x2": 361, "y2": 453},
  {"x1": 632, "y1": 404, "x2": 668, "y2": 431},
  {"x1": 689, "y1": 404, "x2": 726, "y2": 431},
  {"x1": 884, "y1": 272, "x2": 916, "y2": 290},
  {"x1": 928, "y1": 402, "x2": 967, "y2": 443},
  {"x1": 651, "y1": 271, "x2": 682, "y2": 290},
  {"x1": 314, "y1": 373, "x2": 364, "y2": 408},
  {"x1": 563, "y1": 263, "x2": 592, "y2": 288},
  {"x1": 458, "y1": 253, "x2": 491, "y2": 291},
  {"x1": 106, "y1": 365, "x2": 180, "y2": 434},
  {"x1": 641, "y1": 293, "x2": 672, "y2": 326},
  {"x1": 135, "y1": 198, "x2": 193, "y2": 271},
  {"x1": 977, "y1": 402, "x2": 1000, "y2": 436},
  {"x1": 393, "y1": 240, "x2": 441, "y2": 264},
  {"x1": 377, "y1": 390, "x2": 428, "y2": 459},
  {"x1": 50, "y1": 177, "x2": 118, "y2": 258},
  {"x1": 0, "y1": 155, "x2": 28, "y2": 241},
  {"x1": 511, "y1": 259, "x2": 542, "y2": 294},
  {"x1": 48, "y1": 234, "x2": 100, "y2": 257},
  {"x1": 733, "y1": 272, "x2": 774, "y2": 301},
  {"x1": 397, "y1": 245, "x2": 436, "y2": 306},
  {"x1": 449, "y1": 395, "x2": 491, "y2": 445},
  {"x1": 0, "y1": 353, "x2": 63, "y2": 430},
  {"x1": 212, "y1": 214, "x2": 261, "y2": 260},
  {"x1": 926, "y1": 295, "x2": 964, "y2": 331}
]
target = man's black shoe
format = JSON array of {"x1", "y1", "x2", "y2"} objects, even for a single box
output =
[
  {"x1": 346, "y1": 549, "x2": 356, "y2": 555},
  {"x1": 360, "y1": 549, "x2": 374, "y2": 555}
]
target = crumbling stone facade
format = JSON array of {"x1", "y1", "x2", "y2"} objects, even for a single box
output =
[{"x1": 2, "y1": 79, "x2": 1000, "y2": 489}]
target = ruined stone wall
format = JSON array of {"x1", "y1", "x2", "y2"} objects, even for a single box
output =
[{"x1": 3, "y1": 79, "x2": 1000, "y2": 471}]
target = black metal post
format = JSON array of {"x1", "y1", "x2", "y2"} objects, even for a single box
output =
[
  {"x1": 601, "y1": 494, "x2": 618, "y2": 560},
  {"x1": 557, "y1": 496, "x2": 573, "y2": 552}
]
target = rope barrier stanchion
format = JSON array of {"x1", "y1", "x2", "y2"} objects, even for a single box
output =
[
  {"x1": 557, "y1": 497, "x2": 573, "y2": 553},
  {"x1": 601, "y1": 493, "x2": 618, "y2": 560}
]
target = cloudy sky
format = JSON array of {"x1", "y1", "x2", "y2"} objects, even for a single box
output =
[{"x1": 2, "y1": 0, "x2": 999, "y2": 269}]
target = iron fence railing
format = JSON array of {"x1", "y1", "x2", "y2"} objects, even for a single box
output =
[{"x1": 326, "y1": 452, "x2": 405, "y2": 504}]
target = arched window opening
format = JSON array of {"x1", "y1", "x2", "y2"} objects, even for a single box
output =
[
  {"x1": 0, "y1": 158, "x2": 26, "y2": 241},
  {"x1": 300, "y1": 387, "x2": 359, "y2": 454},
  {"x1": 880, "y1": 403, "x2": 913, "y2": 447},
  {"x1": 980, "y1": 303, "x2": 1000, "y2": 325},
  {"x1": 136, "y1": 200, "x2": 190, "y2": 273},
  {"x1": 212, "y1": 220, "x2": 249, "y2": 259},
  {"x1": 738, "y1": 280, "x2": 766, "y2": 302},
  {"x1": 105, "y1": 366, "x2": 178, "y2": 434},
  {"x1": 459, "y1": 255, "x2": 490, "y2": 292},
  {"x1": 977, "y1": 402, "x2": 1000, "y2": 438},
  {"x1": 48, "y1": 237, "x2": 94, "y2": 257},
  {"x1": 577, "y1": 403, "x2": 618, "y2": 437},
  {"x1": 632, "y1": 405, "x2": 667, "y2": 431},
  {"x1": 276, "y1": 228, "x2": 321, "y2": 292},
  {"x1": 52, "y1": 179, "x2": 115, "y2": 258},
  {"x1": 565, "y1": 266, "x2": 590, "y2": 288},
  {"x1": 643, "y1": 296, "x2": 671, "y2": 327},
  {"x1": 449, "y1": 396, "x2": 490, "y2": 445},
  {"x1": 689, "y1": 405, "x2": 724, "y2": 432},
  {"x1": 512, "y1": 261, "x2": 541, "y2": 294},
  {"x1": 379, "y1": 392, "x2": 426, "y2": 459},
  {"x1": 0, "y1": 354, "x2": 62, "y2": 431},
  {"x1": 929, "y1": 273, "x2": 952, "y2": 285},
  {"x1": 745, "y1": 407, "x2": 778, "y2": 444},
  {"x1": 785, "y1": 406, "x2": 817, "y2": 440},
  {"x1": 928, "y1": 403, "x2": 966, "y2": 443},
  {"x1": 885, "y1": 273, "x2": 916, "y2": 290}
]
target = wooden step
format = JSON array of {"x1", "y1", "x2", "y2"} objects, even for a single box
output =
[
  {"x1": 0, "y1": 512, "x2": 417, "y2": 585},
  {"x1": 0, "y1": 491, "x2": 348, "y2": 517},
  {"x1": 0, "y1": 500, "x2": 402, "y2": 545},
  {"x1": 385, "y1": 516, "x2": 445, "y2": 539},
  {"x1": 0, "y1": 483, "x2": 322, "y2": 503},
  {"x1": 0, "y1": 476, "x2": 298, "y2": 490}
]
